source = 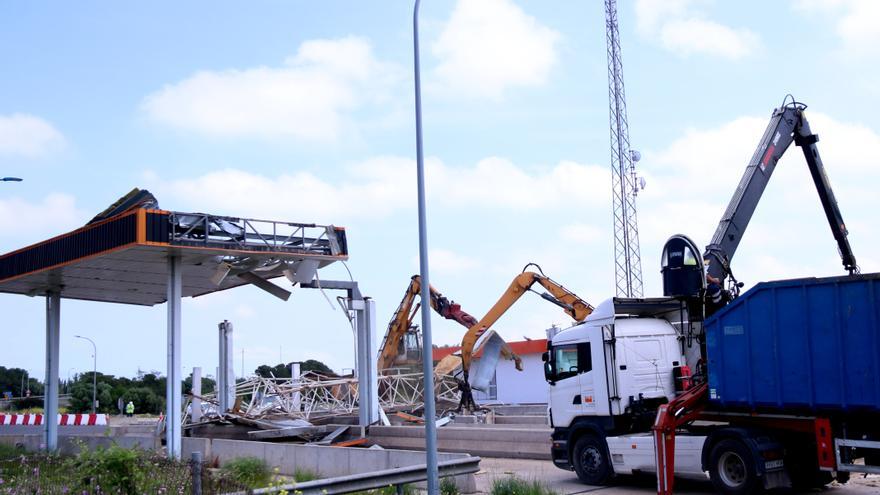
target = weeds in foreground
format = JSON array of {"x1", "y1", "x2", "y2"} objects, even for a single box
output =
[
  {"x1": 294, "y1": 467, "x2": 319, "y2": 482},
  {"x1": 0, "y1": 443, "x2": 248, "y2": 494},
  {"x1": 440, "y1": 476, "x2": 460, "y2": 495},
  {"x1": 220, "y1": 456, "x2": 272, "y2": 488},
  {"x1": 0, "y1": 444, "x2": 25, "y2": 461},
  {"x1": 491, "y1": 476, "x2": 559, "y2": 495}
]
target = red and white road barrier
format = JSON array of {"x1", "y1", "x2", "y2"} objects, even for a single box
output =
[{"x1": 0, "y1": 414, "x2": 107, "y2": 426}]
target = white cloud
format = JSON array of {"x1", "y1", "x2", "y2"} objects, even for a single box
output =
[
  {"x1": 432, "y1": 0, "x2": 560, "y2": 99},
  {"x1": 793, "y1": 0, "x2": 880, "y2": 56},
  {"x1": 559, "y1": 223, "x2": 602, "y2": 244},
  {"x1": 151, "y1": 156, "x2": 608, "y2": 224},
  {"x1": 141, "y1": 37, "x2": 402, "y2": 141},
  {"x1": 659, "y1": 19, "x2": 759, "y2": 59},
  {"x1": 0, "y1": 194, "x2": 85, "y2": 246},
  {"x1": 635, "y1": 0, "x2": 695, "y2": 34},
  {"x1": 417, "y1": 249, "x2": 480, "y2": 275},
  {"x1": 0, "y1": 114, "x2": 65, "y2": 157},
  {"x1": 635, "y1": 0, "x2": 759, "y2": 59}
]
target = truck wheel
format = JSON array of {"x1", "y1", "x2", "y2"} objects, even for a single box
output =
[
  {"x1": 572, "y1": 435, "x2": 612, "y2": 485},
  {"x1": 708, "y1": 439, "x2": 762, "y2": 494}
]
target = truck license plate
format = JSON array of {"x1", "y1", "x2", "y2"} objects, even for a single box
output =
[{"x1": 764, "y1": 459, "x2": 784, "y2": 470}]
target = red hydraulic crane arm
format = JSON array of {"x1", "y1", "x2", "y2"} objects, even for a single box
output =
[{"x1": 652, "y1": 383, "x2": 708, "y2": 495}]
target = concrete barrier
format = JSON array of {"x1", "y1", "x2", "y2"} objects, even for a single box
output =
[
  {"x1": 485, "y1": 404, "x2": 547, "y2": 416},
  {"x1": 451, "y1": 415, "x2": 548, "y2": 426},
  {"x1": 183, "y1": 437, "x2": 478, "y2": 493},
  {"x1": 494, "y1": 415, "x2": 548, "y2": 425},
  {"x1": 367, "y1": 425, "x2": 551, "y2": 460},
  {"x1": 0, "y1": 432, "x2": 158, "y2": 454}
]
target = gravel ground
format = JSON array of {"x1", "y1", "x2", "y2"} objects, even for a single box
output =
[{"x1": 472, "y1": 457, "x2": 880, "y2": 494}]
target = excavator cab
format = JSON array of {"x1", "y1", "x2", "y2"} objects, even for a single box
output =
[
  {"x1": 399, "y1": 326, "x2": 422, "y2": 364},
  {"x1": 661, "y1": 235, "x2": 705, "y2": 299}
]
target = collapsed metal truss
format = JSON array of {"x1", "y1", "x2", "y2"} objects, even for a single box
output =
[
  {"x1": 186, "y1": 371, "x2": 460, "y2": 426},
  {"x1": 169, "y1": 212, "x2": 346, "y2": 257}
]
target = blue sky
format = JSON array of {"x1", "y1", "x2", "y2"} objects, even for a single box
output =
[{"x1": 1, "y1": 0, "x2": 879, "y2": 383}]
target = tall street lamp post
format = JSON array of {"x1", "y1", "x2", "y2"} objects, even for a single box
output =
[
  {"x1": 74, "y1": 335, "x2": 97, "y2": 413},
  {"x1": 412, "y1": 1, "x2": 439, "y2": 493}
]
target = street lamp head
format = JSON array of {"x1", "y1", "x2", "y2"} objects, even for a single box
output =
[{"x1": 1, "y1": 177, "x2": 23, "y2": 182}]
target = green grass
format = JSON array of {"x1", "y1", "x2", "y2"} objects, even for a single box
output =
[
  {"x1": 220, "y1": 456, "x2": 272, "y2": 488},
  {"x1": 348, "y1": 483, "x2": 417, "y2": 495},
  {"x1": 294, "y1": 467, "x2": 319, "y2": 482},
  {"x1": 0, "y1": 443, "x2": 25, "y2": 460},
  {"x1": 440, "y1": 476, "x2": 460, "y2": 495},
  {"x1": 491, "y1": 476, "x2": 558, "y2": 495}
]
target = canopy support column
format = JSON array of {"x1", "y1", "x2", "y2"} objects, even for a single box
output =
[
  {"x1": 44, "y1": 291, "x2": 60, "y2": 451},
  {"x1": 166, "y1": 255, "x2": 182, "y2": 459},
  {"x1": 356, "y1": 298, "x2": 378, "y2": 427}
]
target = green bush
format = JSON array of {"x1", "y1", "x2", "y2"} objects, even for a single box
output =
[
  {"x1": 491, "y1": 476, "x2": 558, "y2": 495},
  {"x1": 221, "y1": 456, "x2": 272, "y2": 488},
  {"x1": 441, "y1": 476, "x2": 460, "y2": 495},
  {"x1": 66, "y1": 444, "x2": 145, "y2": 493},
  {"x1": 121, "y1": 386, "x2": 164, "y2": 415}
]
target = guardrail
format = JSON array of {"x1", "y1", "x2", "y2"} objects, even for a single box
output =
[{"x1": 220, "y1": 456, "x2": 481, "y2": 495}]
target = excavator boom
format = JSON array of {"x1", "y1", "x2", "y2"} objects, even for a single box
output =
[
  {"x1": 459, "y1": 267, "x2": 593, "y2": 373},
  {"x1": 378, "y1": 275, "x2": 483, "y2": 372}
]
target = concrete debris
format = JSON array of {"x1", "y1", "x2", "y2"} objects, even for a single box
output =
[{"x1": 248, "y1": 425, "x2": 327, "y2": 440}]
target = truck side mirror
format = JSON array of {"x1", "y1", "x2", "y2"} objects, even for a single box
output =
[
  {"x1": 543, "y1": 360, "x2": 555, "y2": 385},
  {"x1": 541, "y1": 351, "x2": 549, "y2": 362}
]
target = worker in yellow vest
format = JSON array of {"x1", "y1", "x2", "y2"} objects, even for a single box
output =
[{"x1": 125, "y1": 401, "x2": 135, "y2": 417}]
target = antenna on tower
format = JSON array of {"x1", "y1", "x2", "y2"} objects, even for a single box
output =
[{"x1": 605, "y1": 0, "x2": 643, "y2": 298}]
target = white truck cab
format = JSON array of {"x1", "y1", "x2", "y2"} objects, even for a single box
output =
[
  {"x1": 545, "y1": 297, "x2": 707, "y2": 485},
  {"x1": 547, "y1": 297, "x2": 683, "y2": 426}
]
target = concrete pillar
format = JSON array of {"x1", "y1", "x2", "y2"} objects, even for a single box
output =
[
  {"x1": 44, "y1": 291, "x2": 60, "y2": 451},
  {"x1": 166, "y1": 255, "x2": 182, "y2": 459},
  {"x1": 191, "y1": 367, "x2": 202, "y2": 423},
  {"x1": 357, "y1": 298, "x2": 379, "y2": 426},
  {"x1": 218, "y1": 320, "x2": 234, "y2": 412},
  {"x1": 290, "y1": 362, "x2": 301, "y2": 411}
]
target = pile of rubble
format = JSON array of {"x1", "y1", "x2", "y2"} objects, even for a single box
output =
[{"x1": 181, "y1": 371, "x2": 461, "y2": 443}]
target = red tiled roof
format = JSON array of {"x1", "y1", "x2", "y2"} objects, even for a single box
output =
[{"x1": 432, "y1": 338, "x2": 547, "y2": 361}]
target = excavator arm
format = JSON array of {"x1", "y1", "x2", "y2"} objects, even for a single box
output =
[
  {"x1": 378, "y1": 275, "x2": 486, "y2": 372},
  {"x1": 459, "y1": 266, "x2": 593, "y2": 374}
]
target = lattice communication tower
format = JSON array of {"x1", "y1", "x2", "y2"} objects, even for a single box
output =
[{"x1": 605, "y1": 0, "x2": 643, "y2": 298}]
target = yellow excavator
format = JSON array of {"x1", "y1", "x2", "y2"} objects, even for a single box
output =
[
  {"x1": 441, "y1": 263, "x2": 594, "y2": 410},
  {"x1": 380, "y1": 266, "x2": 592, "y2": 411},
  {"x1": 377, "y1": 275, "x2": 513, "y2": 372}
]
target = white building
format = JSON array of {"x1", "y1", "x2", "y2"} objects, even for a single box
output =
[{"x1": 433, "y1": 339, "x2": 549, "y2": 405}]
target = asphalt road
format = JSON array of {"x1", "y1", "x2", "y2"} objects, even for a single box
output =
[{"x1": 473, "y1": 458, "x2": 880, "y2": 494}]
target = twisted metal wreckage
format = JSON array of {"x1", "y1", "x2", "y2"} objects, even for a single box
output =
[{"x1": 182, "y1": 371, "x2": 461, "y2": 431}]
